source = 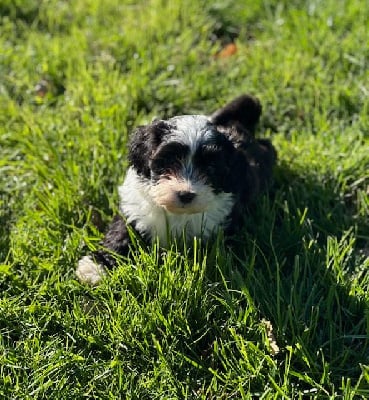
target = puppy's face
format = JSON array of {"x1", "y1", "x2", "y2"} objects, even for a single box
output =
[{"x1": 129, "y1": 116, "x2": 236, "y2": 215}]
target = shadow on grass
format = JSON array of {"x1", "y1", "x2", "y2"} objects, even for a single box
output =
[{"x1": 228, "y1": 160, "x2": 369, "y2": 387}]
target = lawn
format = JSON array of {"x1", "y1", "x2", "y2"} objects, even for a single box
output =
[{"x1": 1, "y1": 0, "x2": 369, "y2": 398}]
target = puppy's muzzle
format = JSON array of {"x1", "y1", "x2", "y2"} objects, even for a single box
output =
[
  {"x1": 150, "y1": 176, "x2": 214, "y2": 214},
  {"x1": 177, "y1": 190, "x2": 196, "y2": 204}
]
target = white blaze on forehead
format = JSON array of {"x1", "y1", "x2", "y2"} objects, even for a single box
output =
[{"x1": 168, "y1": 115, "x2": 215, "y2": 153}]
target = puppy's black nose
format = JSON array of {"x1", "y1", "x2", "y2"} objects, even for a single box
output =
[{"x1": 177, "y1": 191, "x2": 196, "y2": 204}]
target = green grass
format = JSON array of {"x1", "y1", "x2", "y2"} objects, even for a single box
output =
[{"x1": 1, "y1": 0, "x2": 369, "y2": 398}]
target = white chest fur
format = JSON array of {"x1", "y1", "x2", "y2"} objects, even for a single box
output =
[{"x1": 118, "y1": 168, "x2": 234, "y2": 247}]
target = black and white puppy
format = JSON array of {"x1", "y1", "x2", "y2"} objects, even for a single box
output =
[{"x1": 76, "y1": 95, "x2": 276, "y2": 285}]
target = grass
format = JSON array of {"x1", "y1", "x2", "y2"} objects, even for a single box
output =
[{"x1": 1, "y1": 0, "x2": 369, "y2": 398}]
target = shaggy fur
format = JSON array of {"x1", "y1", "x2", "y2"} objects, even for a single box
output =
[{"x1": 76, "y1": 95, "x2": 277, "y2": 285}]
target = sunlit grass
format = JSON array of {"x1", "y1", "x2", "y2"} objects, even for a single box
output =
[{"x1": 1, "y1": 0, "x2": 369, "y2": 398}]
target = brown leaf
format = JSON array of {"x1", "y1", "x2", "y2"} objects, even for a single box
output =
[{"x1": 215, "y1": 43, "x2": 238, "y2": 59}]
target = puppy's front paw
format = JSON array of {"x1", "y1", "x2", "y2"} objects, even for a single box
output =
[{"x1": 76, "y1": 255, "x2": 106, "y2": 286}]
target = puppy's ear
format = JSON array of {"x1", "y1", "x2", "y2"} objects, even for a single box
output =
[
  {"x1": 210, "y1": 94, "x2": 262, "y2": 131},
  {"x1": 128, "y1": 120, "x2": 169, "y2": 178}
]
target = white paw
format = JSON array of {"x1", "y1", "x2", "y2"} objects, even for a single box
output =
[{"x1": 76, "y1": 255, "x2": 106, "y2": 286}]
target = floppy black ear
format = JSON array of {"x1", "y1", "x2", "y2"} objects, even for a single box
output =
[
  {"x1": 128, "y1": 120, "x2": 170, "y2": 178},
  {"x1": 210, "y1": 94, "x2": 262, "y2": 131}
]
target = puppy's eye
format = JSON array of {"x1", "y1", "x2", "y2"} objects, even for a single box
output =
[
  {"x1": 151, "y1": 142, "x2": 190, "y2": 174},
  {"x1": 205, "y1": 158, "x2": 217, "y2": 169},
  {"x1": 203, "y1": 147, "x2": 223, "y2": 163},
  {"x1": 151, "y1": 156, "x2": 179, "y2": 173}
]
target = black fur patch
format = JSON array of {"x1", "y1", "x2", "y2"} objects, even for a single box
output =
[
  {"x1": 150, "y1": 142, "x2": 190, "y2": 177},
  {"x1": 93, "y1": 215, "x2": 130, "y2": 269},
  {"x1": 210, "y1": 94, "x2": 262, "y2": 131},
  {"x1": 128, "y1": 120, "x2": 171, "y2": 178},
  {"x1": 193, "y1": 137, "x2": 235, "y2": 193}
]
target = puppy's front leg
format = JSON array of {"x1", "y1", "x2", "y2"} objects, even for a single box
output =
[{"x1": 76, "y1": 215, "x2": 131, "y2": 285}]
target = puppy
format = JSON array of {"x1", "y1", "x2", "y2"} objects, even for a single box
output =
[{"x1": 76, "y1": 95, "x2": 276, "y2": 285}]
